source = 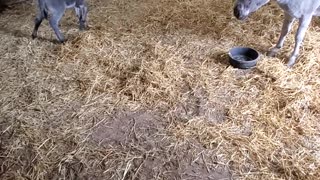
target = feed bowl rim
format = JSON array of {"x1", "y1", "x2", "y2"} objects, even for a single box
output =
[{"x1": 228, "y1": 46, "x2": 260, "y2": 62}]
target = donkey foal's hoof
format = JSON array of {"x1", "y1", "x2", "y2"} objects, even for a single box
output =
[
  {"x1": 52, "y1": 39, "x2": 66, "y2": 44},
  {"x1": 58, "y1": 38, "x2": 66, "y2": 44},
  {"x1": 32, "y1": 34, "x2": 37, "y2": 39},
  {"x1": 79, "y1": 26, "x2": 86, "y2": 31}
]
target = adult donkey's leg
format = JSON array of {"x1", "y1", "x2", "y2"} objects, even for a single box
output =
[
  {"x1": 287, "y1": 15, "x2": 313, "y2": 66},
  {"x1": 267, "y1": 13, "x2": 295, "y2": 57}
]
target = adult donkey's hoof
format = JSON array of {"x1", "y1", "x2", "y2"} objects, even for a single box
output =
[
  {"x1": 286, "y1": 56, "x2": 297, "y2": 67},
  {"x1": 267, "y1": 47, "x2": 280, "y2": 57}
]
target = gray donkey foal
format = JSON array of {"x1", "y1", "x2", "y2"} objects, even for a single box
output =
[
  {"x1": 32, "y1": 0, "x2": 88, "y2": 43},
  {"x1": 233, "y1": 0, "x2": 320, "y2": 67}
]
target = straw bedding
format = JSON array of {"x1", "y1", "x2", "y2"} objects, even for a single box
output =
[{"x1": 0, "y1": 0, "x2": 319, "y2": 179}]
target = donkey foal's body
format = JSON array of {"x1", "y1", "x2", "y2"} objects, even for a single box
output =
[
  {"x1": 32, "y1": 0, "x2": 88, "y2": 43},
  {"x1": 234, "y1": 0, "x2": 320, "y2": 66}
]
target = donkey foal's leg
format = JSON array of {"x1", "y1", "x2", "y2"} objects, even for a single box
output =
[
  {"x1": 49, "y1": 14, "x2": 65, "y2": 43},
  {"x1": 267, "y1": 13, "x2": 295, "y2": 57},
  {"x1": 75, "y1": 5, "x2": 87, "y2": 31},
  {"x1": 32, "y1": 14, "x2": 44, "y2": 39},
  {"x1": 287, "y1": 15, "x2": 313, "y2": 67}
]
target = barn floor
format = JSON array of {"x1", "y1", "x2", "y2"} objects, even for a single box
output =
[{"x1": 0, "y1": 0, "x2": 320, "y2": 179}]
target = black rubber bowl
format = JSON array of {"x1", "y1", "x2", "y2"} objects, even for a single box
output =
[{"x1": 228, "y1": 47, "x2": 259, "y2": 69}]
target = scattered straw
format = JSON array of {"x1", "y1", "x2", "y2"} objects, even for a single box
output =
[{"x1": 0, "y1": 0, "x2": 319, "y2": 179}]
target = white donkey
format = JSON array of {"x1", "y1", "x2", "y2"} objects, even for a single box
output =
[{"x1": 233, "y1": 0, "x2": 320, "y2": 67}]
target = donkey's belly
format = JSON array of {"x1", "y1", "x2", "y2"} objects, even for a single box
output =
[
  {"x1": 65, "y1": 0, "x2": 76, "y2": 9},
  {"x1": 277, "y1": 2, "x2": 300, "y2": 18},
  {"x1": 66, "y1": 2, "x2": 76, "y2": 9},
  {"x1": 277, "y1": 1, "x2": 320, "y2": 18},
  {"x1": 314, "y1": 6, "x2": 320, "y2": 16}
]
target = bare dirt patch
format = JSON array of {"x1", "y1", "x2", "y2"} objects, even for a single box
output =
[{"x1": 90, "y1": 110, "x2": 231, "y2": 180}]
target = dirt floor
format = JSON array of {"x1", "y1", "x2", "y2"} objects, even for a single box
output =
[{"x1": 0, "y1": 0, "x2": 320, "y2": 179}]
